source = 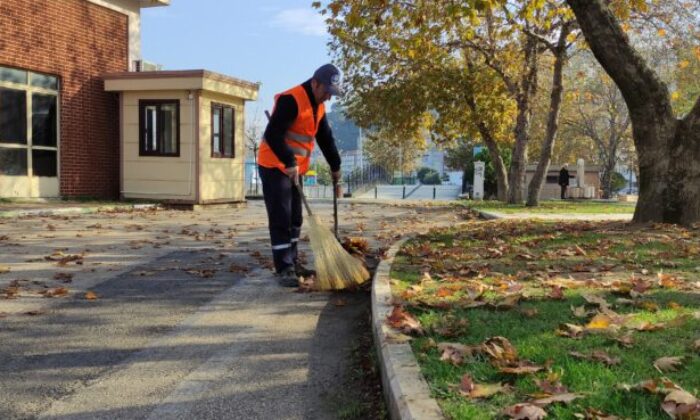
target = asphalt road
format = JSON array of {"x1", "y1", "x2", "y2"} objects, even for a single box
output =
[{"x1": 0, "y1": 200, "x2": 459, "y2": 419}]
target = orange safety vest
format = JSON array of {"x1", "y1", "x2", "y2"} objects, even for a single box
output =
[{"x1": 258, "y1": 85, "x2": 325, "y2": 175}]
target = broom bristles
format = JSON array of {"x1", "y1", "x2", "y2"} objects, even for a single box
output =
[{"x1": 307, "y1": 214, "x2": 370, "y2": 291}]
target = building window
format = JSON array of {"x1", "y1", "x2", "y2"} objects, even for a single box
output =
[
  {"x1": 0, "y1": 65, "x2": 59, "y2": 178},
  {"x1": 211, "y1": 103, "x2": 235, "y2": 158},
  {"x1": 139, "y1": 100, "x2": 180, "y2": 156}
]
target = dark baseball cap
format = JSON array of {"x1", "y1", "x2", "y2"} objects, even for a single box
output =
[{"x1": 312, "y1": 63, "x2": 343, "y2": 97}]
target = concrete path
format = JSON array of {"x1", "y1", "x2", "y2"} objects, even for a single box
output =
[
  {"x1": 478, "y1": 210, "x2": 633, "y2": 221},
  {"x1": 0, "y1": 200, "x2": 462, "y2": 419}
]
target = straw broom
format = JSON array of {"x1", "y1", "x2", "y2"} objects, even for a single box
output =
[{"x1": 296, "y1": 183, "x2": 370, "y2": 290}]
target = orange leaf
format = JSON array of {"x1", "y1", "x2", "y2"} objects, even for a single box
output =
[{"x1": 85, "y1": 291, "x2": 99, "y2": 300}]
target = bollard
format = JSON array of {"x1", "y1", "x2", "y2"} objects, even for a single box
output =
[
  {"x1": 375, "y1": 186, "x2": 378, "y2": 199},
  {"x1": 402, "y1": 185, "x2": 406, "y2": 199},
  {"x1": 433, "y1": 186, "x2": 436, "y2": 199}
]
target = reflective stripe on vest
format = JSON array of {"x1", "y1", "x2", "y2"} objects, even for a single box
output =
[
  {"x1": 286, "y1": 131, "x2": 314, "y2": 144},
  {"x1": 260, "y1": 139, "x2": 312, "y2": 158}
]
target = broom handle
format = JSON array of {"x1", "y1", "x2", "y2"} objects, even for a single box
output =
[
  {"x1": 333, "y1": 181, "x2": 339, "y2": 238},
  {"x1": 264, "y1": 110, "x2": 314, "y2": 217},
  {"x1": 296, "y1": 182, "x2": 314, "y2": 217}
]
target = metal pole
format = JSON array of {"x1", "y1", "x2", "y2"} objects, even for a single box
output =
[
  {"x1": 375, "y1": 186, "x2": 377, "y2": 199},
  {"x1": 433, "y1": 186, "x2": 436, "y2": 200},
  {"x1": 402, "y1": 185, "x2": 406, "y2": 199}
]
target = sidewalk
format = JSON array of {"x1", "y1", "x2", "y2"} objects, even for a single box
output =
[{"x1": 0, "y1": 199, "x2": 157, "y2": 218}]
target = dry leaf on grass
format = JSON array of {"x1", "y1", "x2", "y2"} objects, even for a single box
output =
[
  {"x1": 438, "y1": 342, "x2": 482, "y2": 365},
  {"x1": 556, "y1": 323, "x2": 585, "y2": 339},
  {"x1": 532, "y1": 393, "x2": 583, "y2": 407},
  {"x1": 502, "y1": 403, "x2": 547, "y2": 419},
  {"x1": 569, "y1": 350, "x2": 621, "y2": 366},
  {"x1": 654, "y1": 356, "x2": 685, "y2": 373},
  {"x1": 693, "y1": 339, "x2": 700, "y2": 353},
  {"x1": 459, "y1": 374, "x2": 509, "y2": 399},
  {"x1": 386, "y1": 305, "x2": 424, "y2": 335},
  {"x1": 499, "y1": 361, "x2": 544, "y2": 375},
  {"x1": 573, "y1": 408, "x2": 619, "y2": 419},
  {"x1": 661, "y1": 389, "x2": 700, "y2": 419}
]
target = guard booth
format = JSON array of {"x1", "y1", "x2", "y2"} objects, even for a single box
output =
[{"x1": 104, "y1": 70, "x2": 259, "y2": 205}]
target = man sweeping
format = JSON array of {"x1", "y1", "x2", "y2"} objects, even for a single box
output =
[{"x1": 258, "y1": 64, "x2": 343, "y2": 287}]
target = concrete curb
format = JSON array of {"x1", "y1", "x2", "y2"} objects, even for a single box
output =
[
  {"x1": 372, "y1": 237, "x2": 444, "y2": 420},
  {"x1": 0, "y1": 203, "x2": 158, "y2": 218}
]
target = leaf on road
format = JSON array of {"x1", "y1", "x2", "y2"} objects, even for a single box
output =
[
  {"x1": 654, "y1": 356, "x2": 684, "y2": 373},
  {"x1": 41, "y1": 287, "x2": 69, "y2": 298},
  {"x1": 53, "y1": 272, "x2": 74, "y2": 283},
  {"x1": 502, "y1": 403, "x2": 547, "y2": 419},
  {"x1": 0, "y1": 265, "x2": 11, "y2": 273},
  {"x1": 85, "y1": 291, "x2": 99, "y2": 300}
]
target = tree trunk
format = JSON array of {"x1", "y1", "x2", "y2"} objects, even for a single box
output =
[
  {"x1": 526, "y1": 24, "x2": 571, "y2": 207},
  {"x1": 465, "y1": 91, "x2": 509, "y2": 201},
  {"x1": 507, "y1": 37, "x2": 539, "y2": 204},
  {"x1": 567, "y1": 0, "x2": 700, "y2": 225}
]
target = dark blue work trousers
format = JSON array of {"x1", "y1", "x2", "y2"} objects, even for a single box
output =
[{"x1": 258, "y1": 165, "x2": 302, "y2": 273}]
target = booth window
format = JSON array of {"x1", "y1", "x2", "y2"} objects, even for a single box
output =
[
  {"x1": 211, "y1": 103, "x2": 235, "y2": 158},
  {"x1": 139, "y1": 100, "x2": 180, "y2": 156},
  {"x1": 0, "y1": 66, "x2": 58, "y2": 177}
]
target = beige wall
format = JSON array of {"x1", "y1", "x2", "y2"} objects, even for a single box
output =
[
  {"x1": 121, "y1": 91, "x2": 197, "y2": 201},
  {"x1": 198, "y1": 91, "x2": 246, "y2": 203},
  {"x1": 524, "y1": 171, "x2": 601, "y2": 200}
]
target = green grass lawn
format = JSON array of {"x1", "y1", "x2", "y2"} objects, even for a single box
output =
[
  {"x1": 390, "y1": 219, "x2": 700, "y2": 419},
  {"x1": 467, "y1": 199, "x2": 636, "y2": 214}
]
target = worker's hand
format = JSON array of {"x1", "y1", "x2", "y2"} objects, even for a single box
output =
[
  {"x1": 284, "y1": 166, "x2": 299, "y2": 185},
  {"x1": 331, "y1": 170, "x2": 341, "y2": 185}
]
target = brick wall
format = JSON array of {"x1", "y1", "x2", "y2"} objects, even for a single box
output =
[{"x1": 0, "y1": 0, "x2": 128, "y2": 198}]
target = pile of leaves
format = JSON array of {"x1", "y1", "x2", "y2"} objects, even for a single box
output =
[{"x1": 388, "y1": 220, "x2": 700, "y2": 419}]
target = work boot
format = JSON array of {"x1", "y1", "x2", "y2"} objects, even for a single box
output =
[
  {"x1": 295, "y1": 262, "x2": 316, "y2": 277},
  {"x1": 277, "y1": 267, "x2": 299, "y2": 288}
]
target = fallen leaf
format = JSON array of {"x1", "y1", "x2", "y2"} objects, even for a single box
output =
[
  {"x1": 438, "y1": 342, "x2": 482, "y2": 365},
  {"x1": 482, "y1": 336, "x2": 519, "y2": 363},
  {"x1": 575, "y1": 408, "x2": 619, "y2": 419},
  {"x1": 41, "y1": 287, "x2": 69, "y2": 298},
  {"x1": 459, "y1": 374, "x2": 509, "y2": 399},
  {"x1": 662, "y1": 389, "x2": 700, "y2": 419},
  {"x1": 569, "y1": 350, "x2": 620, "y2": 366},
  {"x1": 654, "y1": 356, "x2": 684, "y2": 373},
  {"x1": 693, "y1": 339, "x2": 700, "y2": 353},
  {"x1": 547, "y1": 286, "x2": 565, "y2": 300},
  {"x1": 84, "y1": 291, "x2": 99, "y2": 300},
  {"x1": 585, "y1": 314, "x2": 614, "y2": 330},
  {"x1": 502, "y1": 403, "x2": 547, "y2": 419},
  {"x1": 556, "y1": 323, "x2": 585, "y2": 339},
  {"x1": 499, "y1": 362, "x2": 545, "y2": 375},
  {"x1": 0, "y1": 265, "x2": 11, "y2": 274},
  {"x1": 386, "y1": 305, "x2": 424, "y2": 335},
  {"x1": 532, "y1": 393, "x2": 583, "y2": 406},
  {"x1": 613, "y1": 334, "x2": 635, "y2": 348},
  {"x1": 53, "y1": 272, "x2": 74, "y2": 283}
]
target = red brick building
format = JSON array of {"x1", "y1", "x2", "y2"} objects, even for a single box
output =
[{"x1": 0, "y1": 0, "x2": 169, "y2": 199}]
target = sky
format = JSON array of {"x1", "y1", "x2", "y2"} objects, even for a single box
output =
[{"x1": 140, "y1": 0, "x2": 334, "y2": 131}]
